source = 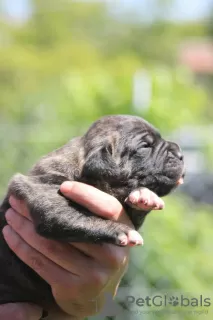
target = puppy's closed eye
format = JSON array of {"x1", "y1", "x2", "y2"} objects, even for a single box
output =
[
  {"x1": 140, "y1": 135, "x2": 155, "y2": 149},
  {"x1": 141, "y1": 141, "x2": 151, "y2": 148}
]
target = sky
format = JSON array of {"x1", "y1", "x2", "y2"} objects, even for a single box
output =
[
  {"x1": 170, "y1": 0, "x2": 212, "y2": 21},
  {"x1": 2, "y1": 0, "x2": 213, "y2": 22}
]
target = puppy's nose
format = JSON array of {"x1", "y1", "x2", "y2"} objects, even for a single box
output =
[
  {"x1": 169, "y1": 142, "x2": 184, "y2": 161},
  {"x1": 176, "y1": 151, "x2": 184, "y2": 161}
]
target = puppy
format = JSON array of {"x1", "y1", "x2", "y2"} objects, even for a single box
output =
[{"x1": 0, "y1": 115, "x2": 185, "y2": 311}]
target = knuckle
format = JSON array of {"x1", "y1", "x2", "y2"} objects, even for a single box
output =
[
  {"x1": 9, "y1": 234, "x2": 24, "y2": 254},
  {"x1": 102, "y1": 245, "x2": 129, "y2": 270},
  {"x1": 43, "y1": 240, "x2": 57, "y2": 255},
  {"x1": 90, "y1": 270, "x2": 108, "y2": 289},
  {"x1": 109, "y1": 253, "x2": 125, "y2": 270},
  {"x1": 30, "y1": 256, "x2": 45, "y2": 272},
  {"x1": 7, "y1": 210, "x2": 28, "y2": 236}
]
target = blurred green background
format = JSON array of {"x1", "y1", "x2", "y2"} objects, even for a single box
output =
[{"x1": 0, "y1": 1, "x2": 213, "y2": 319}]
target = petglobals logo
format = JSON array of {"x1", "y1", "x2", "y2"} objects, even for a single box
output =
[
  {"x1": 91, "y1": 290, "x2": 212, "y2": 319},
  {"x1": 125, "y1": 294, "x2": 211, "y2": 309}
]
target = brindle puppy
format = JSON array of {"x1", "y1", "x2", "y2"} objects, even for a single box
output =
[{"x1": 0, "y1": 115, "x2": 185, "y2": 311}]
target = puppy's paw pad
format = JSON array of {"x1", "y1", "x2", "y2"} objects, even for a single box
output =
[{"x1": 127, "y1": 230, "x2": 143, "y2": 247}]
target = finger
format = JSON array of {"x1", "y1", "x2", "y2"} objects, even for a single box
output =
[
  {"x1": 2, "y1": 225, "x2": 111, "y2": 317},
  {"x1": 8, "y1": 189, "x2": 130, "y2": 270},
  {"x1": 60, "y1": 181, "x2": 132, "y2": 226},
  {"x1": 0, "y1": 303, "x2": 43, "y2": 320},
  {"x1": 5, "y1": 209, "x2": 95, "y2": 276},
  {"x1": 71, "y1": 242, "x2": 129, "y2": 270},
  {"x1": 9, "y1": 196, "x2": 32, "y2": 221},
  {"x1": 2, "y1": 225, "x2": 77, "y2": 286}
]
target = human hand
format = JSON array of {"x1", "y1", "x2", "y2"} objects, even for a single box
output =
[{"x1": 2, "y1": 181, "x2": 134, "y2": 319}]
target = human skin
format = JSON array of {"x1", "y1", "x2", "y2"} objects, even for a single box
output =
[{"x1": 0, "y1": 181, "x2": 133, "y2": 320}]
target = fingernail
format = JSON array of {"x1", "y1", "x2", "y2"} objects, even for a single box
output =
[
  {"x1": 5, "y1": 208, "x2": 15, "y2": 225},
  {"x1": 9, "y1": 196, "x2": 21, "y2": 211},
  {"x1": 2, "y1": 225, "x2": 12, "y2": 238},
  {"x1": 60, "y1": 181, "x2": 73, "y2": 193}
]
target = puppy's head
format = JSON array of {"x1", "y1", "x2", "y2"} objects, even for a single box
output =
[{"x1": 80, "y1": 115, "x2": 185, "y2": 200}]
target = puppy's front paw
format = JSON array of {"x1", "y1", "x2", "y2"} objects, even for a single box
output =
[
  {"x1": 125, "y1": 188, "x2": 165, "y2": 211},
  {"x1": 117, "y1": 230, "x2": 143, "y2": 247}
]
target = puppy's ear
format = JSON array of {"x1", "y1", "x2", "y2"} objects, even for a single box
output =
[{"x1": 81, "y1": 141, "x2": 120, "y2": 182}]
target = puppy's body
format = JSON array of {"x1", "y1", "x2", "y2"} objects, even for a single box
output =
[{"x1": 0, "y1": 115, "x2": 184, "y2": 310}]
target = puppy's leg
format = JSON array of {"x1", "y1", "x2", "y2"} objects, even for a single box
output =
[
  {"x1": 124, "y1": 188, "x2": 165, "y2": 231},
  {"x1": 8, "y1": 174, "x2": 143, "y2": 247}
]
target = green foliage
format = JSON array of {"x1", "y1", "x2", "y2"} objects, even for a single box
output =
[
  {"x1": 145, "y1": 67, "x2": 207, "y2": 132},
  {"x1": 125, "y1": 197, "x2": 213, "y2": 320}
]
